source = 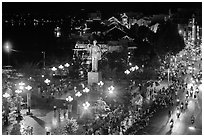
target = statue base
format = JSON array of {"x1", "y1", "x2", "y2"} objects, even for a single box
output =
[{"x1": 88, "y1": 72, "x2": 102, "y2": 85}]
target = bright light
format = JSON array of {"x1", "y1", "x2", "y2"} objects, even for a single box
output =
[
  {"x1": 130, "y1": 67, "x2": 135, "y2": 72},
  {"x1": 75, "y1": 92, "x2": 82, "y2": 97},
  {"x1": 15, "y1": 89, "x2": 22, "y2": 94},
  {"x1": 64, "y1": 63, "x2": 70, "y2": 67},
  {"x1": 51, "y1": 67, "x2": 57, "y2": 71},
  {"x1": 135, "y1": 65, "x2": 139, "y2": 70},
  {"x1": 58, "y1": 65, "x2": 64, "y2": 69},
  {"x1": 19, "y1": 82, "x2": 25, "y2": 86},
  {"x1": 108, "y1": 90, "x2": 113, "y2": 94},
  {"x1": 3, "y1": 93, "x2": 10, "y2": 98},
  {"x1": 188, "y1": 126, "x2": 196, "y2": 130},
  {"x1": 98, "y1": 81, "x2": 104, "y2": 86},
  {"x1": 188, "y1": 66, "x2": 193, "y2": 70},
  {"x1": 4, "y1": 41, "x2": 12, "y2": 53},
  {"x1": 25, "y1": 85, "x2": 32, "y2": 91},
  {"x1": 42, "y1": 75, "x2": 44, "y2": 78},
  {"x1": 125, "y1": 70, "x2": 131, "y2": 75},
  {"x1": 83, "y1": 101, "x2": 90, "y2": 110},
  {"x1": 129, "y1": 62, "x2": 132, "y2": 66},
  {"x1": 19, "y1": 85, "x2": 24, "y2": 90},
  {"x1": 66, "y1": 96, "x2": 73, "y2": 102},
  {"x1": 108, "y1": 85, "x2": 115, "y2": 94},
  {"x1": 130, "y1": 65, "x2": 139, "y2": 72},
  {"x1": 44, "y1": 79, "x2": 51, "y2": 85},
  {"x1": 83, "y1": 87, "x2": 90, "y2": 93},
  {"x1": 178, "y1": 30, "x2": 182, "y2": 34}
]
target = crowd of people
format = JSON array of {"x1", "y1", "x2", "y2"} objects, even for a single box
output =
[
  {"x1": 2, "y1": 36, "x2": 201, "y2": 135},
  {"x1": 81, "y1": 39, "x2": 202, "y2": 135}
]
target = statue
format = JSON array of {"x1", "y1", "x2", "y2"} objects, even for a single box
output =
[{"x1": 88, "y1": 40, "x2": 101, "y2": 72}]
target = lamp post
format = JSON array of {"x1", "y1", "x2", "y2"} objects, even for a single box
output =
[
  {"x1": 25, "y1": 85, "x2": 32, "y2": 115},
  {"x1": 3, "y1": 41, "x2": 19, "y2": 65},
  {"x1": 4, "y1": 41, "x2": 12, "y2": 65},
  {"x1": 58, "y1": 65, "x2": 64, "y2": 79},
  {"x1": 66, "y1": 96, "x2": 73, "y2": 118},
  {"x1": 15, "y1": 89, "x2": 23, "y2": 120}
]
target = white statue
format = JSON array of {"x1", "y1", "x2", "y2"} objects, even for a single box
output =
[{"x1": 88, "y1": 40, "x2": 101, "y2": 72}]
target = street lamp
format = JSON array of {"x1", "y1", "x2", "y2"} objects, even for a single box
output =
[
  {"x1": 58, "y1": 65, "x2": 64, "y2": 69},
  {"x1": 15, "y1": 89, "x2": 23, "y2": 120},
  {"x1": 66, "y1": 96, "x2": 73, "y2": 102},
  {"x1": 3, "y1": 93, "x2": 10, "y2": 98},
  {"x1": 108, "y1": 85, "x2": 115, "y2": 94},
  {"x1": 125, "y1": 70, "x2": 131, "y2": 75},
  {"x1": 83, "y1": 101, "x2": 90, "y2": 110},
  {"x1": 51, "y1": 67, "x2": 57, "y2": 71},
  {"x1": 66, "y1": 96, "x2": 73, "y2": 118},
  {"x1": 83, "y1": 87, "x2": 90, "y2": 93},
  {"x1": 64, "y1": 63, "x2": 70, "y2": 67},
  {"x1": 98, "y1": 81, "x2": 104, "y2": 87},
  {"x1": 25, "y1": 85, "x2": 32, "y2": 115},
  {"x1": 44, "y1": 79, "x2": 51, "y2": 85},
  {"x1": 4, "y1": 41, "x2": 12, "y2": 65},
  {"x1": 75, "y1": 92, "x2": 82, "y2": 97}
]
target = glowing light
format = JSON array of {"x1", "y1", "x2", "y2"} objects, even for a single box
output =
[
  {"x1": 98, "y1": 81, "x2": 104, "y2": 86},
  {"x1": 83, "y1": 101, "x2": 90, "y2": 110},
  {"x1": 19, "y1": 85, "x2": 24, "y2": 90},
  {"x1": 3, "y1": 93, "x2": 10, "y2": 98},
  {"x1": 83, "y1": 87, "x2": 90, "y2": 93},
  {"x1": 66, "y1": 96, "x2": 73, "y2": 102},
  {"x1": 25, "y1": 85, "x2": 32, "y2": 91},
  {"x1": 189, "y1": 126, "x2": 196, "y2": 130},
  {"x1": 19, "y1": 82, "x2": 25, "y2": 86},
  {"x1": 130, "y1": 65, "x2": 139, "y2": 72},
  {"x1": 58, "y1": 65, "x2": 64, "y2": 69},
  {"x1": 188, "y1": 66, "x2": 193, "y2": 70},
  {"x1": 44, "y1": 79, "x2": 51, "y2": 85},
  {"x1": 75, "y1": 92, "x2": 82, "y2": 97},
  {"x1": 178, "y1": 30, "x2": 182, "y2": 35},
  {"x1": 4, "y1": 41, "x2": 12, "y2": 53},
  {"x1": 51, "y1": 67, "x2": 57, "y2": 71},
  {"x1": 64, "y1": 63, "x2": 70, "y2": 67},
  {"x1": 15, "y1": 89, "x2": 22, "y2": 94},
  {"x1": 125, "y1": 70, "x2": 131, "y2": 75},
  {"x1": 129, "y1": 62, "x2": 132, "y2": 66},
  {"x1": 42, "y1": 75, "x2": 44, "y2": 78},
  {"x1": 108, "y1": 85, "x2": 115, "y2": 94}
]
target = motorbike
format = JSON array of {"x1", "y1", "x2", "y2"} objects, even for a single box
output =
[
  {"x1": 191, "y1": 115, "x2": 195, "y2": 124},
  {"x1": 176, "y1": 110, "x2": 180, "y2": 118},
  {"x1": 170, "y1": 119, "x2": 174, "y2": 130}
]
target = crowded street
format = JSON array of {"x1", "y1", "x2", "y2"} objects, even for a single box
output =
[{"x1": 2, "y1": 2, "x2": 202, "y2": 135}]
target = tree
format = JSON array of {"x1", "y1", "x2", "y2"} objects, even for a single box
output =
[{"x1": 52, "y1": 118, "x2": 79, "y2": 135}]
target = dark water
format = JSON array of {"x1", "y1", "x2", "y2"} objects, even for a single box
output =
[{"x1": 2, "y1": 23, "x2": 74, "y2": 67}]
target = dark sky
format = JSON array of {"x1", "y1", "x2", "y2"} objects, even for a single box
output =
[{"x1": 2, "y1": 2, "x2": 202, "y2": 16}]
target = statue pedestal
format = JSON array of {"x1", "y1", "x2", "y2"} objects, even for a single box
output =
[{"x1": 88, "y1": 72, "x2": 102, "y2": 85}]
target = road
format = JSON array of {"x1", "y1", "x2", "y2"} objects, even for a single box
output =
[{"x1": 138, "y1": 75, "x2": 202, "y2": 135}]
